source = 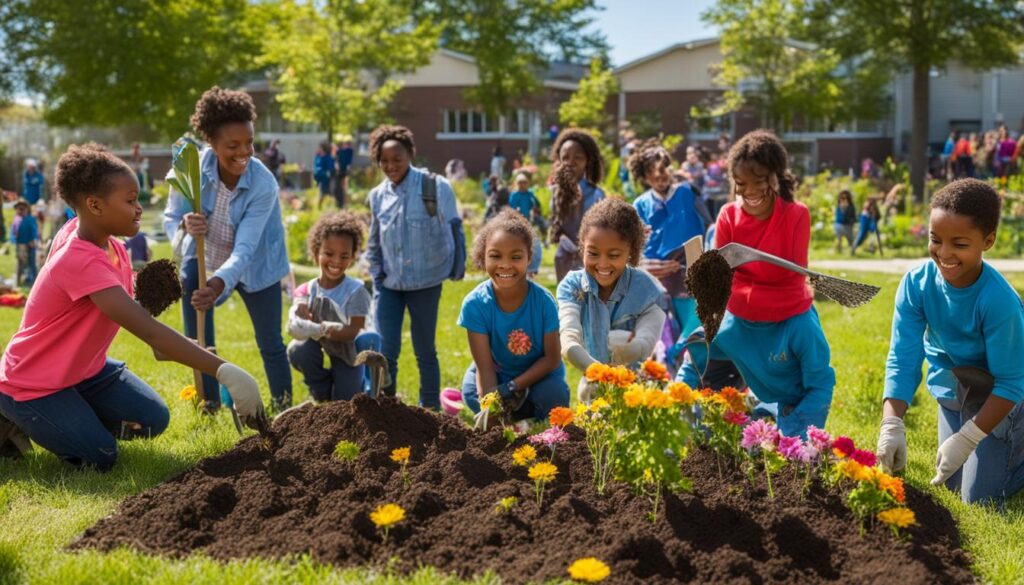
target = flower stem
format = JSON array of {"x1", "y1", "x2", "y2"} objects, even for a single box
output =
[{"x1": 763, "y1": 451, "x2": 774, "y2": 500}]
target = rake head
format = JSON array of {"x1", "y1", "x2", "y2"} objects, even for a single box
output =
[{"x1": 808, "y1": 273, "x2": 881, "y2": 308}]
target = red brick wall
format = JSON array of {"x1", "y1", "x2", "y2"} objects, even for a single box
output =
[
  {"x1": 816, "y1": 138, "x2": 893, "y2": 173},
  {"x1": 622, "y1": 90, "x2": 725, "y2": 136}
]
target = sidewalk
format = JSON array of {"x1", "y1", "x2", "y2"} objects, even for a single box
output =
[{"x1": 811, "y1": 258, "x2": 1024, "y2": 274}]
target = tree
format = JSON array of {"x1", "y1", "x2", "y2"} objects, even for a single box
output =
[
  {"x1": 809, "y1": 0, "x2": 1024, "y2": 199},
  {"x1": 259, "y1": 0, "x2": 440, "y2": 142},
  {"x1": 415, "y1": 0, "x2": 607, "y2": 116},
  {"x1": 558, "y1": 59, "x2": 618, "y2": 133},
  {"x1": 0, "y1": 0, "x2": 263, "y2": 139}
]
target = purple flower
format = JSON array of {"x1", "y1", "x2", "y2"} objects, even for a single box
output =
[
  {"x1": 778, "y1": 436, "x2": 803, "y2": 461},
  {"x1": 806, "y1": 425, "x2": 831, "y2": 451},
  {"x1": 529, "y1": 426, "x2": 569, "y2": 447},
  {"x1": 741, "y1": 419, "x2": 780, "y2": 452}
]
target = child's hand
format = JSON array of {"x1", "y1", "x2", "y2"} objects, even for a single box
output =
[
  {"x1": 295, "y1": 303, "x2": 312, "y2": 320},
  {"x1": 876, "y1": 416, "x2": 907, "y2": 473}
]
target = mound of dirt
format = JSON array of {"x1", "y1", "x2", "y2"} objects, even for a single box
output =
[{"x1": 72, "y1": 395, "x2": 974, "y2": 584}]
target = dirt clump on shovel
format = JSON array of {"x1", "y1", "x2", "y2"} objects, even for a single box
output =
[
  {"x1": 685, "y1": 249, "x2": 733, "y2": 341},
  {"x1": 134, "y1": 259, "x2": 182, "y2": 317}
]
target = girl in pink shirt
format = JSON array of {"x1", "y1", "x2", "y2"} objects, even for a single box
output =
[{"x1": 0, "y1": 144, "x2": 266, "y2": 471}]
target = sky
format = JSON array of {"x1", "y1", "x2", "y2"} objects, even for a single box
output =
[{"x1": 593, "y1": 0, "x2": 720, "y2": 67}]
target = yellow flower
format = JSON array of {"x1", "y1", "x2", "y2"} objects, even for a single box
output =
[
  {"x1": 642, "y1": 388, "x2": 671, "y2": 409},
  {"x1": 528, "y1": 461, "x2": 558, "y2": 482},
  {"x1": 370, "y1": 503, "x2": 405, "y2": 528},
  {"x1": 179, "y1": 385, "x2": 197, "y2": 401},
  {"x1": 585, "y1": 363, "x2": 609, "y2": 383},
  {"x1": 622, "y1": 387, "x2": 644, "y2": 408},
  {"x1": 575, "y1": 403, "x2": 589, "y2": 417},
  {"x1": 512, "y1": 445, "x2": 537, "y2": 466},
  {"x1": 667, "y1": 382, "x2": 698, "y2": 406},
  {"x1": 567, "y1": 557, "x2": 611, "y2": 582},
  {"x1": 390, "y1": 447, "x2": 411, "y2": 464},
  {"x1": 590, "y1": 398, "x2": 610, "y2": 411},
  {"x1": 877, "y1": 507, "x2": 916, "y2": 529},
  {"x1": 837, "y1": 460, "x2": 873, "y2": 482},
  {"x1": 480, "y1": 392, "x2": 498, "y2": 410}
]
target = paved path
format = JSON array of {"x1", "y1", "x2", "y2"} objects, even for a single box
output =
[{"x1": 811, "y1": 258, "x2": 1024, "y2": 274}]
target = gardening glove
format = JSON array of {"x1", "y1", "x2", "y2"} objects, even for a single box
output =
[
  {"x1": 494, "y1": 382, "x2": 529, "y2": 418},
  {"x1": 609, "y1": 331, "x2": 645, "y2": 365},
  {"x1": 876, "y1": 416, "x2": 907, "y2": 473},
  {"x1": 931, "y1": 419, "x2": 987, "y2": 486},
  {"x1": 318, "y1": 321, "x2": 345, "y2": 340},
  {"x1": 216, "y1": 363, "x2": 270, "y2": 434},
  {"x1": 291, "y1": 318, "x2": 323, "y2": 341},
  {"x1": 577, "y1": 377, "x2": 598, "y2": 404}
]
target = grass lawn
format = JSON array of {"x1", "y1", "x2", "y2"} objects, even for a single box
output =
[{"x1": 0, "y1": 220, "x2": 1022, "y2": 583}]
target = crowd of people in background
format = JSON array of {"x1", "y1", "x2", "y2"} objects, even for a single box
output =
[{"x1": 941, "y1": 124, "x2": 1024, "y2": 181}]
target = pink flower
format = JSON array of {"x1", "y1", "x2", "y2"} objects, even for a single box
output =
[
  {"x1": 507, "y1": 329, "x2": 533, "y2": 356},
  {"x1": 850, "y1": 449, "x2": 877, "y2": 467},
  {"x1": 806, "y1": 425, "x2": 831, "y2": 451},
  {"x1": 723, "y1": 410, "x2": 750, "y2": 426},
  {"x1": 796, "y1": 442, "x2": 820, "y2": 464},
  {"x1": 529, "y1": 426, "x2": 569, "y2": 447},
  {"x1": 741, "y1": 419, "x2": 780, "y2": 451},
  {"x1": 778, "y1": 436, "x2": 803, "y2": 461},
  {"x1": 832, "y1": 436, "x2": 855, "y2": 458}
]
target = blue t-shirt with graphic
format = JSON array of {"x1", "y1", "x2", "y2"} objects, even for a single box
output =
[{"x1": 458, "y1": 279, "x2": 563, "y2": 379}]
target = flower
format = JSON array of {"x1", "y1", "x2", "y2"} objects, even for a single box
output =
[
  {"x1": 741, "y1": 419, "x2": 780, "y2": 451},
  {"x1": 585, "y1": 363, "x2": 609, "y2": 383},
  {"x1": 850, "y1": 449, "x2": 877, "y2": 467},
  {"x1": 795, "y1": 442, "x2": 820, "y2": 463},
  {"x1": 837, "y1": 459, "x2": 873, "y2": 482},
  {"x1": 622, "y1": 387, "x2": 644, "y2": 408},
  {"x1": 832, "y1": 436, "x2": 856, "y2": 458},
  {"x1": 370, "y1": 503, "x2": 405, "y2": 529},
  {"x1": 667, "y1": 382, "x2": 698, "y2": 406},
  {"x1": 777, "y1": 436, "x2": 804, "y2": 461},
  {"x1": 807, "y1": 426, "x2": 831, "y2": 451},
  {"x1": 641, "y1": 388, "x2": 671, "y2": 409},
  {"x1": 723, "y1": 410, "x2": 750, "y2": 426},
  {"x1": 512, "y1": 445, "x2": 537, "y2": 466},
  {"x1": 586, "y1": 363, "x2": 636, "y2": 386},
  {"x1": 877, "y1": 507, "x2": 916, "y2": 529},
  {"x1": 507, "y1": 329, "x2": 533, "y2": 356},
  {"x1": 590, "y1": 398, "x2": 611, "y2": 411},
  {"x1": 876, "y1": 472, "x2": 906, "y2": 504},
  {"x1": 390, "y1": 447, "x2": 411, "y2": 464},
  {"x1": 718, "y1": 386, "x2": 748, "y2": 412},
  {"x1": 641, "y1": 359, "x2": 669, "y2": 381},
  {"x1": 528, "y1": 461, "x2": 558, "y2": 482},
  {"x1": 179, "y1": 385, "x2": 197, "y2": 401},
  {"x1": 529, "y1": 426, "x2": 570, "y2": 447},
  {"x1": 549, "y1": 407, "x2": 574, "y2": 428},
  {"x1": 495, "y1": 496, "x2": 518, "y2": 514},
  {"x1": 480, "y1": 392, "x2": 499, "y2": 411},
  {"x1": 567, "y1": 557, "x2": 611, "y2": 582}
]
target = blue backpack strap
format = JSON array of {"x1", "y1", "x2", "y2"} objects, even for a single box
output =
[{"x1": 421, "y1": 172, "x2": 438, "y2": 217}]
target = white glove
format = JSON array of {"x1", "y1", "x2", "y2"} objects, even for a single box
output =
[
  {"x1": 292, "y1": 319, "x2": 323, "y2": 340},
  {"x1": 216, "y1": 363, "x2": 268, "y2": 431},
  {"x1": 609, "y1": 330, "x2": 645, "y2": 365},
  {"x1": 876, "y1": 416, "x2": 907, "y2": 473},
  {"x1": 931, "y1": 419, "x2": 987, "y2": 486},
  {"x1": 577, "y1": 377, "x2": 598, "y2": 404},
  {"x1": 318, "y1": 321, "x2": 345, "y2": 340}
]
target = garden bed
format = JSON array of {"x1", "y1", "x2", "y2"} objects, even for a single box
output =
[{"x1": 72, "y1": 395, "x2": 974, "y2": 584}]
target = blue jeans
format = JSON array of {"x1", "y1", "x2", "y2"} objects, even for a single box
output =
[
  {"x1": 938, "y1": 400, "x2": 1024, "y2": 506},
  {"x1": 375, "y1": 284, "x2": 443, "y2": 409},
  {"x1": 182, "y1": 258, "x2": 292, "y2": 407},
  {"x1": 460, "y1": 363, "x2": 569, "y2": 422},
  {"x1": 287, "y1": 332, "x2": 381, "y2": 401},
  {"x1": 0, "y1": 359, "x2": 169, "y2": 471},
  {"x1": 17, "y1": 243, "x2": 37, "y2": 286}
]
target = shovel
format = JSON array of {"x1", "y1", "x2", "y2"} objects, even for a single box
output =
[
  {"x1": 355, "y1": 350, "x2": 391, "y2": 399},
  {"x1": 683, "y1": 236, "x2": 880, "y2": 308},
  {"x1": 952, "y1": 366, "x2": 994, "y2": 422}
]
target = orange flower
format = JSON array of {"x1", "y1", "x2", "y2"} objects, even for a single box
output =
[
  {"x1": 642, "y1": 388, "x2": 671, "y2": 409},
  {"x1": 549, "y1": 407, "x2": 574, "y2": 428},
  {"x1": 700, "y1": 388, "x2": 713, "y2": 398},
  {"x1": 667, "y1": 382, "x2": 698, "y2": 406},
  {"x1": 584, "y1": 363, "x2": 635, "y2": 387},
  {"x1": 641, "y1": 359, "x2": 669, "y2": 381},
  {"x1": 876, "y1": 472, "x2": 906, "y2": 504},
  {"x1": 585, "y1": 363, "x2": 609, "y2": 383},
  {"x1": 610, "y1": 366, "x2": 636, "y2": 387},
  {"x1": 718, "y1": 386, "x2": 748, "y2": 412},
  {"x1": 623, "y1": 387, "x2": 644, "y2": 408}
]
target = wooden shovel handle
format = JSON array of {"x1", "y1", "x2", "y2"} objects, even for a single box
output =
[{"x1": 195, "y1": 235, "x2": 208, "y2": 402}]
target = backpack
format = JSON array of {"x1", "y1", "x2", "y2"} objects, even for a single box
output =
[{"x1": 421, "y1": 172, "x2": 466, "y2": 281}]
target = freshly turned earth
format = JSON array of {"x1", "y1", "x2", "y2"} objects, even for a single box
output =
[{"x1": 72, "y1": 395, "x2": 975, "y2": 584}]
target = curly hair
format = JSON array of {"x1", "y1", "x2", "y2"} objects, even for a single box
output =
[
  {"x1": 579, "y1": 197, "x2": 647, "y2": 266},
  {"x1": 307, "y1": 210, "x2": 366, "y2": 261},
  {"x1": 550, "y1": 128, "x2": 604, "y2": 184},
  {"x1": 472, "y1": 208, "x2": 534, "y2": 269},
  {"x1": 931, "y1": 178, "x2": 1001, "y2": 235},
  {"x1": 627, "y1": 138, "x2": 672, "y2": 189},
  {"x1": 548, "y1": 162, "x2": 582, "y2": 244},
  {"x1": 54, "y1": 143, "x2": 136, "y2": 208},
  {"x1": 727, "y1": 129, "x2": 796, "y2": 202},
  {"x1": 369, "y1": 124, "x2": 416, "y2": 165},
  {"x1": 190, "y1": 86, "x2": 257, "y2": 141}
]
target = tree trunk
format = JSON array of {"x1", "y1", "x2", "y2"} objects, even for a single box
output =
[{"x1": 909, "y1": 62, "x2": 929, "y2": 202}]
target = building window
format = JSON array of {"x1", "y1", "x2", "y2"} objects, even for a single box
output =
[{"x1": 443, "y1": 109, "x2": 500, "y2": 134}]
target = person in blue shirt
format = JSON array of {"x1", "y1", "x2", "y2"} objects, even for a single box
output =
[
  {"x1": 164, "y1": 86, "x2": 292, "y2": 414},
  {"x1": 548, "y1": 128, "x2": 605, "y2": 283},
  {"x1": 314, "y1": 142, "x2": 335, "y2": 210},
  {"x1": 508, "y1": 173, "x2": 543, "y2": 277},
  {"x1": 366, "y1": 124, "x2": 461, "y2": 410},
  {"x1": 21, "y1": 162, "x2": 44, "y2": 205},
  {"x1": 459, "y1": 209, "x2": 567, "y2": 421},
  {"x1": 629, "y1": 139, "x2": 712, "y2": 347},
  {"x1": 833, "y1": 190, "x2": 857, "y2": 253},
  {"x1": 877, "y1": 179, "x2": 1024, "y2": 505},
  {"x1": 13, "y1": 200, "x2": 40, "y2": 287}
]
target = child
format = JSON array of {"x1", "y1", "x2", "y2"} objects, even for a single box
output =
[
  {"x1": 287, "y1": 211, "x2": 381, "y2": 401},
  {"x1": 314, "y1": 142, "x2": 335, "y2": 210},
  {"x1": 877, "y1": 179, "x2": 1024, "y2": 505},
  {"x1": 680, "y1": 145, "x2": 705, "y2": 191},
  {"x1": 833, "y1": 190, "x2": 856, "y2": 253},
  {"x1": 558, "y1": 198, "x2": 667, "y2": 403},
  {"x1": 459, "y1": 209, "x2": 568, "y2": 420},
  {"x1": 508, "y1": 173, "x2": 543, "y2": 277},
  {"x1": 0, "y1": 144, "x2": 265, "y2": 470},
  {"x1": 677, "y1": 130, "x2": 835, "y2": 438},
  {"x1": 851, "y1": 198, "x2": 881, "y2": 255},
  {"x1": 13, "y1": 200, "x2": 40, "y2": 287},
  {"x1": 630, "y1": 139, "x2": 712, "y2": 344},
  {"x1": 548, "y1": 128, "x2": 605, "y2": 282}
]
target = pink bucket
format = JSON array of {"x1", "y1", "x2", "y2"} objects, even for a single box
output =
[{"x1": 440, "y1": 387, "x2": 464, "y2": 416}]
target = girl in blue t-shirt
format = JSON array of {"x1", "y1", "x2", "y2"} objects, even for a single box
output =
[{"x1": 459, "y1": 209, "x2": 568, "y2": 420}]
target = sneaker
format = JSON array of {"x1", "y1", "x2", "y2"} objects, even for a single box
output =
[
  {"x1": 269, "y1": 395, "x2": 292, "y2": 416},
  {"x1": 0, "y1": 412, "x2": 32, "y2": 458}
]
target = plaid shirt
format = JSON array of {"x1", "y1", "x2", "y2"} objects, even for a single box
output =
[{"x1": 205, "y1": 181, "x2": 235, "y2": 272}]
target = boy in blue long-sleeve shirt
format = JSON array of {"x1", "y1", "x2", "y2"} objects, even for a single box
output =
[
  {"x1": 877, "y1": 179, "x2": 1024, "y2": 505},
  {"x1": 13, "y1": 200, "x2": 40, "y2": 286}
]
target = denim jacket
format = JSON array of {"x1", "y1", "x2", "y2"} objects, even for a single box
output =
[
  {"x1": 163, "y1": 148, "x2": 290, "y2": 305},
  {"x1": 367, "y1": 167, "x2": 458, "y2": 291}
]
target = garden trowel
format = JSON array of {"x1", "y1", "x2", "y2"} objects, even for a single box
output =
[{"x1": 355, "y1": 350, "x2": 391, "y2": 399}]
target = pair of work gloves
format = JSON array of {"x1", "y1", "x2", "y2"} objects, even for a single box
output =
[
  {"x1": 575, "y1": 330, "x2": 645, "y2": 403},
  {"x1": 877, "y1": 415, "x2": 987, "y2": 486},
  {"x1": 473, "y1": 380, "x2": 529, "y2": 431},
  {"x1": 289, "y1": 318, "x2": 347, "y2": 341}
]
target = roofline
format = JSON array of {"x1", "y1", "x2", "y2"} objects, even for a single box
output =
[
  {"x1": 614, "y1": 37, "x2": 721, "y2": 73},
  {"x1": 543, "y1": 79, "x2": 579, "y2": 91},
  {"x1": 438, "y1": 47, "x2": 476, "y2": 64}
]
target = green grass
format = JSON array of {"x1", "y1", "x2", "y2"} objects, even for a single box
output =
[{"x1": 0, "y1": 213, "x2": 1022, "y2": 583}]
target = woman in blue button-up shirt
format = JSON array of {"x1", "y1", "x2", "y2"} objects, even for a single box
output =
[
  {"x1": 548, "y1": 128, "x2": 605, "y2": 283},
  {"x1": 163, "y1": 87, "x2": 292, "y2": 413},
  {"x1": 366, "y1": 125, "x2": 459, "y2": 410}
]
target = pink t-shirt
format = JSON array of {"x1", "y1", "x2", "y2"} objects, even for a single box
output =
[{"x1": 0, "y1": 218, "x2": 134, "y2": 401}]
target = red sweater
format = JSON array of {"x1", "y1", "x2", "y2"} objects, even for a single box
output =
[{"x1": 714, "y1": 198, "x2": 813, "y2": 322}]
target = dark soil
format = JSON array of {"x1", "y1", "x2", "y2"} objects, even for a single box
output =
[
  {"x1": 134, "y1": 259, "x2": 182, "y2": 317},
  {"x1": 72, "y1": 395, "x2": 975, "y2": 584},
  {"x1": 686, "y1": 250, "x2": 734, "y2": 341}
]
